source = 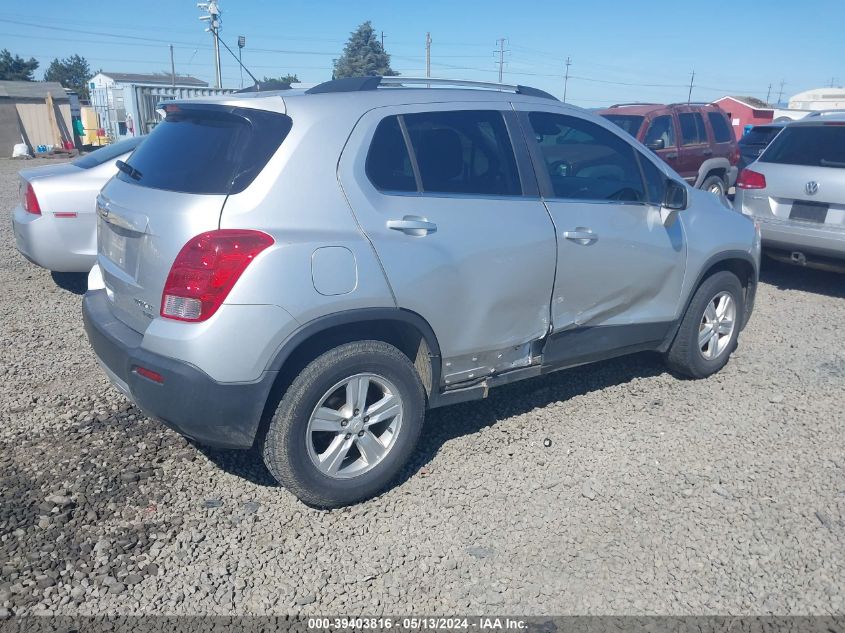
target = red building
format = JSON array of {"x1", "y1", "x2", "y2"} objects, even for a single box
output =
[{"x1": 712, "y1": 96, "x2": 774, "y2": 139}]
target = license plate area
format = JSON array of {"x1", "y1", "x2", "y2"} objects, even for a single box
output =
[
  {"x1": 101, "y1": 224, "x2": 129, "y2": 270},
  {"x1": 790, "y1": 201, "x2": 828, "y2": 223}
]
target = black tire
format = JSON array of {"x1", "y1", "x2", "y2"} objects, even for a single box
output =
[
  {"x1": 700, "y1": 174, "x2": 726, "y2": 197},
  {"x1": 666, "y1": 271, "x2": 745, "y2": 379},
  {"x1": 263, "y1": 340, "x2": 425, "y2": 508}
]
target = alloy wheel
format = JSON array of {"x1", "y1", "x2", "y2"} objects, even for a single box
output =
[
  {"x1": 698, "y1": 291, "x2": 736, "y2": 360},
  {"x1": 305, "y1": 373, "x2": 404, "y2": 479}
]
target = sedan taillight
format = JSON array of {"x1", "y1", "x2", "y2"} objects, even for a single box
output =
[{"x1": 22, "y1": 182, "x2": 41, "y2": 215}]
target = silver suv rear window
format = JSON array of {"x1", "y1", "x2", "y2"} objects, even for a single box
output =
[
  {"x1": 116, "y1": 105, "x2": 292, "y2": 194},
  {"x1": 760, "y1": 124, "x2": 845, "y2": 168}
]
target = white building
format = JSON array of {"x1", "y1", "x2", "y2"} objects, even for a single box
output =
[
  {"x1": 788, "y1": 87, "x2": 845, "y2": 111},
  {"x1": 88, "y1": 72, "x2": 234, "y2": 139}
]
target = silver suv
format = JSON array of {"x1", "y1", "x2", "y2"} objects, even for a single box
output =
[
  {"x1": 734, "y1": 114, "x2": 845, "y2": 272},
  {"x1": 83, "y1": 77, "x2": 761, "y2": 507}
]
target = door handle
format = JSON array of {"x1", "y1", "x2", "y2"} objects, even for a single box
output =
[
  {"x1": 665, "y1": 152, "x2": 678, "y2": 159},
  {"x1": 387, "y1": 215, "x2": 437, "y2": 236},
  {"x1": 703, "y1": 149, "x2": 713, "y2": 156},
  {"x1": 563, "y1": 229, "x2": 598, "y2": 244}
]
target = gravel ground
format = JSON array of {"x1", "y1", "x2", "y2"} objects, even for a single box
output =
[{"x1": 1, "y1": 157, "x2": 844, "y2": 617}]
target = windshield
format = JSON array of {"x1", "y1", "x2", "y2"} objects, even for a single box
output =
[
  {"x1": 740, "y1": 126, "x2": 782, "y2": 146},
  {"x1": 73, "y1": 136, "x2": 144, "y2": 169},
  {"x1": 760, "y1": 124, "x2": 845, "y2": 168},
  {"x1": 116, "y1": 105, "x2": 292, "y2": 194},
  {"x1": 600, "y1": 114, "x2": 644, "y2": 137}
]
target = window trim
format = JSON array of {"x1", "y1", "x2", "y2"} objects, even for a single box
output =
[
  {"x1": 366, "y1": 109, "x2": 529, "y2": 199},
  {"x1": 518, "y1": 110, "x2": 654, "y2": 206}
]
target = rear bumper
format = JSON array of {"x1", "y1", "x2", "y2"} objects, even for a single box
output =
[
  {"x1": 755, "y1": 216, "x2": 845, "y2": 260},
  {"x1": 82, "y1": 289, "x2": 276, "y2": 449},
  {"x1": 12, "y1": 204, "x2": 96, "y2": 273}
]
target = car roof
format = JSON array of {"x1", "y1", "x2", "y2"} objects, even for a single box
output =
[
  {"x1": 166, "y1": 77, "x2": 565, "y2": 114},
  {"x1": 598, "y1": 102, "x2": 722, "y2": 117}
]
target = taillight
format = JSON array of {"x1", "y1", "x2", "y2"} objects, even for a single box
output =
[
  {"x1": 736, "y1": 169, "x2": 767, "y2": 190},
  {"x1": 161, "y1": 229, "x2": 274, "y2": 322},
  {"x1": 22, "y1": 182, "x2": 41, "y2": 215},
  {"x1": 730, "y1": 146, "x2": 740, "y2": 165}
]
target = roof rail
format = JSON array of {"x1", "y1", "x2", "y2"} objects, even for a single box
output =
[
  {"x1": 608, "y1": 102, "x2": 660, "y2": 108},
  {"x1": 305, "y1": 76, "x2": 558, "y2": 101},
  {"x1": 667, "y1": 102, "x2": 712, "y2": 107}
]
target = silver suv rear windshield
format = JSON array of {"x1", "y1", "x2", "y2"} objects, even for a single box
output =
[
  {"x1": 73, "y1": 136, "x2": 144, "y2": 169},
  {"x1": 116, "y1": 105, "x2": 292, "y2": 194},
  {"x1": 760, "y1": 124, "x2": 845, "y2": 169}
]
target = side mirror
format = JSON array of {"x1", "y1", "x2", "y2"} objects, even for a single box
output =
[
  {"x1": 663, "y1": 179, "x2": 687, "y2": 210},
  {"x1": 646, "y1": 138, "x2": 665, "y2": 151}
]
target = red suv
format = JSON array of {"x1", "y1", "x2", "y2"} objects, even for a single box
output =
[{"x1": 599, "y1": 103, "x2": 739, "y2": 197}]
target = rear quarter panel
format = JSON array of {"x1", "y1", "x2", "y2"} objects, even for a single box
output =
[{"x1": 219, "y1": 96, "x2": 396, "y2": 324}]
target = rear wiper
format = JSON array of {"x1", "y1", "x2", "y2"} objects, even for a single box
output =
[
  {"x1": 820, "y1": 158, "x2": 845, "y2": 168},
  {"x1": 115, "y1": 159, "x2": 142, "y2": 181}
]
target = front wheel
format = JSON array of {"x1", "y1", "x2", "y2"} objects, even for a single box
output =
[
  {"x1": 700, "y1": 174, "x2": 726, "y2": 197},
  {"x1": 666, "y1": 271, "x2": 745, "y2": 378},
  {"x1": 263, "y1": 340, "x2": 426, "y2": 507}
]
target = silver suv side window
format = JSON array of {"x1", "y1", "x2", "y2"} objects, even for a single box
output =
[
  {"x1": 366, "y1": 116, "x2": 417, "y2": 192},
  {"x1": 528, "y1": 112, "x2": 647, "y2": 202},
  {"x1": 403, "y1": 110, "x2": 522, "y2": 196}
]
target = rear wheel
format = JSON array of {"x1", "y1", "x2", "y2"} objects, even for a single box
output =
[
  {"x1": 700, "y1": 174, "x2": 726, "y2": 197},
  {"x1": 263, "y1": 340, "x2": 425, "y2": 507},
  {"x1": 666, "y1": 271, "x2": 744, "y2": 378}
]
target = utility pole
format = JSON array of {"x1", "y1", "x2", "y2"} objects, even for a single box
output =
[
  {"x1": 687, "y1": 69, "x2": 695, "y2": 103},
  {"x1": 496, "y1": 37, "x2": 509, "y2": 83},
  {"x1": 170, "y1": 44, "x2": 176, "y2": 87},
  {"x1": 198, "y1": 1, "x2": 222, "y2": 89},
  {"x1": 563, "y1": 56, "x2": 571, "y2": 102},
  {"x1": 381, "y1": 31, "x2": 385, "y2": 48},
  {"x1": 425, "y1": 32, "x2": 431, "y2": 78},
  {"x1": 237, "y1": 35, "x2": 246, "y2": 89},
  {"x1": 777, "y1": 79, "x2": 785, "y2": 104},
  {"x1": 765, "y1": 83, "x2": 772, "y2": 104}
]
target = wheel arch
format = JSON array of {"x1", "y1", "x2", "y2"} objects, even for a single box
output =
[
  {"x1": 661, "y1": 250, "x2": 758, "y2": 352},
  {"x1": 255, "y1": 309, "x2": 442, "y2": 446},
  {"x1": 694, "y1": 157, "x2": 731, "y2": 188}
]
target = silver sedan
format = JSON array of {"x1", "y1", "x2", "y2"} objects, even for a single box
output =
[
  {"x1": 734, "y1": 115, "x2": 845, "y2": 272},
  {"x1": 12, "y1": 137, "x2": 144, "y2": 272}
]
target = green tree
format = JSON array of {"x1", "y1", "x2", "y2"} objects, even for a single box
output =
[
  {"x1": 0, "y1": 49, "x2": 39, "y2": 81},
  {"x1": 261, "y1": 73, "x2": 299, "y2": 87},
  {"x1": 333, "y1": 21, "x2": 398, "y2": 79},
  {"x1": 44, "y1": 54, "x2": 91, "y2": 100}
]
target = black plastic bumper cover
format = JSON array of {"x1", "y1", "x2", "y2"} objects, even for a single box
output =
[{"x1": 82, "y1": 290, "x2": 276, "y2": 449}]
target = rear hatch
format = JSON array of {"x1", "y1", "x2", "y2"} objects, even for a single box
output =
[
  {"x1": 96, "y1": 103, "x2": 292, "y2": 333},
  {"x1": 750, "y1": 122, "x2": 845, "y2": 227}
]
